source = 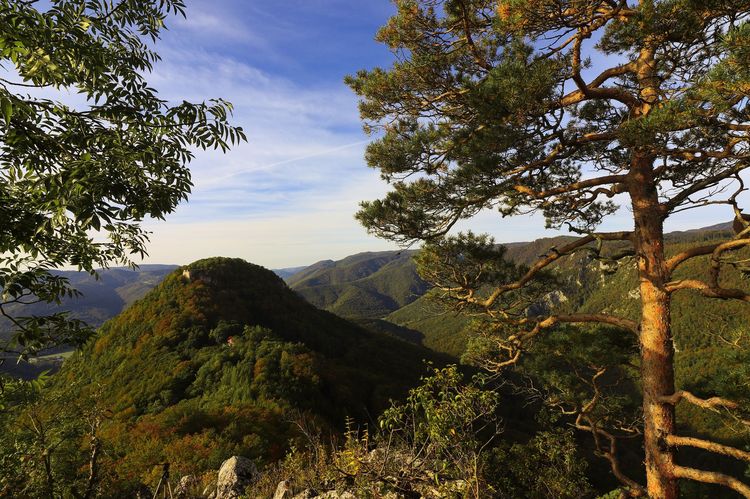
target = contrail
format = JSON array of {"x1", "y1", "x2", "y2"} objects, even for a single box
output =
[
  {"x1": 256, "y1": 139, "x2": 371, "y2": 170},
  {"x1": 206, "y1": 139, "x2": 371, "y2": 185}
]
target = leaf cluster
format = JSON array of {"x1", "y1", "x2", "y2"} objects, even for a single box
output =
[{"x1": 0, "y1": 0, "x2": 246, "y2": 356}]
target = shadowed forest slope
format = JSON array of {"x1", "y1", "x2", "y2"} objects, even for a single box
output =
[{"x1": 48, "y1": 258, "x2": 443, "y2": 493}]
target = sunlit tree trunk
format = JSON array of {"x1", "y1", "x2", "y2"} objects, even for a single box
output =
[{"x1": 629, "y1": 153, "x2": 677, "y2": 499}]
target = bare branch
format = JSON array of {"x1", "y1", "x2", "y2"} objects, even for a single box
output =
[
  {"x1": 709, "y1": 238, "x2": 750, "y2": 288},
  {"x1": 666, "y1": 238, "x2": 750, "y2": 276},
  {"x1": 673, "y1": 465, "x2": 750, "y2": 498},
  {"x1": 514, "y1": 172, "x2": 627, "y2": 200},
  {"x1": 666, "y1": 242, "x2": 725, "y2": 274},
  {"x1": 659, "y1": 390, "x2": 749, "y2": 424},
  {"x1": 457, "y1": 0, "x2": 490, "y2": 70},
  {"x1": 477, "y1": 232, "x2": 633, "y2": 309},
  {"x1": 573, "y1": 368, "x2": 646, "y2": 496},
  {"x1": 665, "y1": 279, "x2": 750, "y2": 302},
  {"x1": 540, "y1": 314, "x2": 639, "y2": 336},
  {"x1": 663, "y1": 163, "x2": 748, "y2": 213},
  {"x1": 666, "y1": 435, "x2": 750, "y2": 462}
]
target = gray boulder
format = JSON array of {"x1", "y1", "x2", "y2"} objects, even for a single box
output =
[
  {"x1": 273, "y1": 480, "x2": 293, "y2": 499},
  {"x1": 174, "y1": 475, "x2": 200, "y2": 498},
  {"x1": 211, "y1": 456, "x2": 258, "y2": 499}
]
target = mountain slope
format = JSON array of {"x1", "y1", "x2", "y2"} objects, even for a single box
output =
[
  {"x1": 1, "y1": 265, "x2": 177, "y2": 378},
  {"x1": 53, "y1": 258, "x2": 442, "y2": 493},
  {"x1": 287, "y1": 251, "x2": 429, "y2": 319},
  {"x1": 272, "y1": 265, "x2": 308, "y2": 280},
  {"x1": 383, "y1": 226, "x2": 744, "y2": 358},
  {"x1": 0, "y1": 265, "x2": 177, "y2": 339}
]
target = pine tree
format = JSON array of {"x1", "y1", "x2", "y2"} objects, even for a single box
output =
[{"x1": 348, "y1": 1, "x2": 750, "y2": 496}]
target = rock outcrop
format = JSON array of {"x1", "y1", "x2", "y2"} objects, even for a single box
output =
[
  {"x1": 273, "y1": 480, "x2": 293, "y2": 499},
  {"x1": 174, "y1": 475, "x2": 200, "y2": 498},
  {"x1": 210, "y1": 456, "x2": 258, "y2": 499}
]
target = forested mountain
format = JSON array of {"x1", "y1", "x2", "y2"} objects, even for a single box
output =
[
  {"x1": 272, "y1": 266, "x2": 309, "y2": 280},
  {"x1": 379, "y1": 226, "x2": 744, "y2": 358},
  {"x1": 0, "y1": 266, "x2": 178, "y2": 378},
  {"x1": 3, "y1": 227, "x2": 746, "y2": 496},
  {"x1": 17, "y1": 258, "x2": 442, "y2": 496},
  {"x1": 287, "y1": 251, "x2": 429, "y2": 320},
  {"x1": 3, "y1": 224, "x2": 736, "y2": 375},
  {"x1": 0, "y1": 262, "x2": 311, "y2": 349},
  {"x1": 278, "y1": 225, "x2": 743, "y2": 363}
]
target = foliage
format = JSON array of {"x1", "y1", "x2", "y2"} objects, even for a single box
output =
[
  {"x1": 250, "y1": 365, "x2": 591, "y2": 499},
  {"x1": 378, "y1": 365, "x2": 501, "y2": 495},
  {"x1": 0, "y1": 0, "x2": 245, "y2": 357},
  {"x1": 488, "y1": 429, "x2": 593, "y2": 499},
  {"x1": 0, "y1": 258, "x2": 443, "y2": 496},
  {"x1": 250, "y1": 365, "x2": 501, "y2": 497},
  {"x1": 0, "y1": 373, "x2": 110, "y2": 498},
  {"x1": 349, "y1": 0, "x2": 750, "y2": 495}
]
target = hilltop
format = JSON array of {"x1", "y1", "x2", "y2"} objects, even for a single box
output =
[{"x1": 51, "y1": 258, "x2": 443, "y2": 495}]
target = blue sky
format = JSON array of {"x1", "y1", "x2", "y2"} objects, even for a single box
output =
[
  {"x1": 137, "y1": 0, "x2": 741, "y2": 268},
  {"x1": 140, "y1": 0, "x2": 405, "y2": 268}
]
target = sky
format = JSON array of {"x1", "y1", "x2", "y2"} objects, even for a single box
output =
[
  {"x1": 137, "y1": 0, "x2": 409, "y2": 268},
  {"x1": 131, "y1": 0, "x2": 742, "y2": 269}
]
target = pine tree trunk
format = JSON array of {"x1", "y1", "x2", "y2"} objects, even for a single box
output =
[{"x1": 629, "y1": 154, "x2": 678, "y2": 498}]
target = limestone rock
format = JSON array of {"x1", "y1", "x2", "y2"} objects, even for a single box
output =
[
  {"x1": 317, "y1": 491, "x2": 357, "y2": 499},
  {"x1": 273, "y1": 480, "x2": 293, "y2": 499},
  {"x1": 212, "y1": 456, "x2": 258, "y2": 499}
]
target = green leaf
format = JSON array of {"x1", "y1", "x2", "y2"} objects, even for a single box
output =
[{"x1": 1, "y1": 97, "x2": 12, "y2": 125}]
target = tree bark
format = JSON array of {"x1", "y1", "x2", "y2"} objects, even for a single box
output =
[{"x1": 629, "y1": 153, "x2": 678, "y2": 498}]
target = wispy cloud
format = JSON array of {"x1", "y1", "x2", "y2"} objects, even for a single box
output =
[
  {"x1": 130, "y1": 2, "x2": 745, "y2": 268},
  {"x1": 129, "y1": 16, "x2": 396, "y2": 266},
  {"x1": 9, "y1": 1, "x2": 740, "y2": 271}
]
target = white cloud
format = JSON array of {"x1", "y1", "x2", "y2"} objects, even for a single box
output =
[
  {"x1": 136, "y1": 37, "x2": 744, "y2": 267},
  {"x1": 141, "y1": 168, "x2": 398, "y2": 268},
  {"x1": 130, "y1": 38, "x2": 393, "y2": 266},
  {"x1": 13, "y1": 2, "x2": 737, "y2": 270}
]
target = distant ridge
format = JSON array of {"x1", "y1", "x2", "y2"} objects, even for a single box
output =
[
  {"x1": 2, "y1": 221, "x2": 738, "y2": 378},
  {"x1": 272, "y1": 265, "x2": 309, "y2": 280},
  {"x1": 286, "y1": 250, "x2": 428, "y2": 320}
]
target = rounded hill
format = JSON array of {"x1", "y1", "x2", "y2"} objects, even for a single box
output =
[{"x1": 55, "y1": 257, "x2": 441, "y2": 492}]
